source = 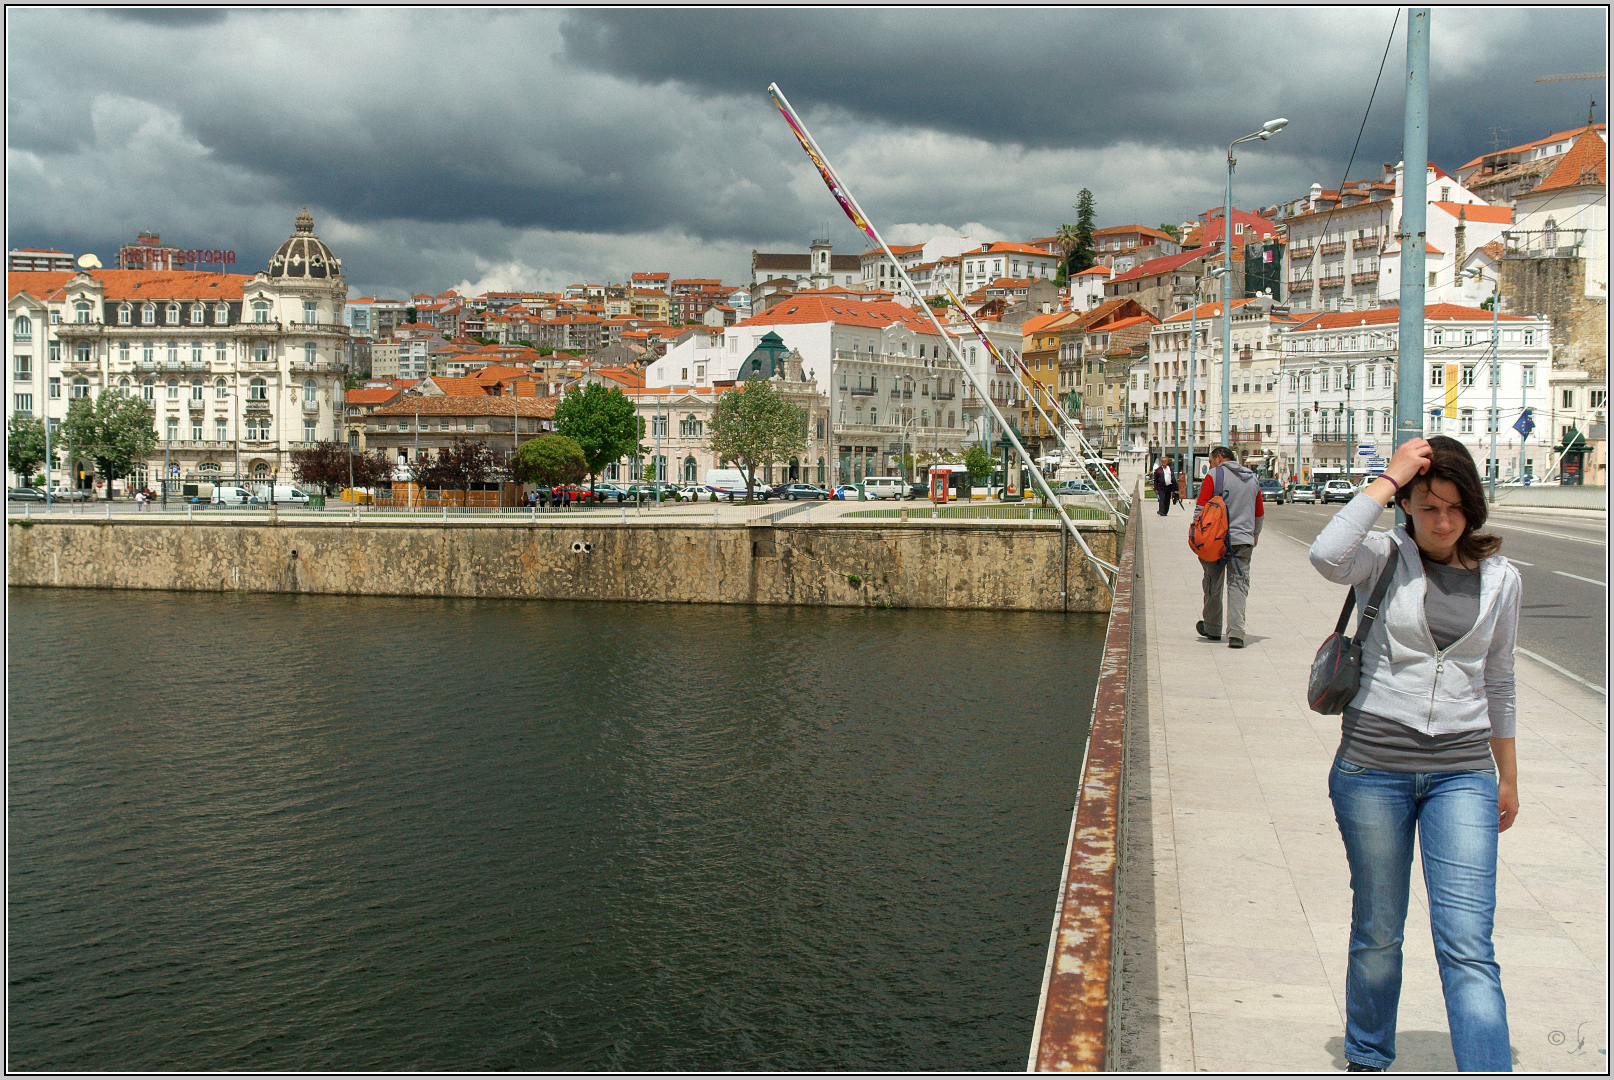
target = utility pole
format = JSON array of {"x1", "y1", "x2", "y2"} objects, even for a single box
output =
[{"x1": 1396, "y1": 8, "x2": 1432, "y2": 477}]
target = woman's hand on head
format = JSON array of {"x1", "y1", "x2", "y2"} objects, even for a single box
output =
[{"x1": 1387, "y1": 437, "x2": 1433, "y2": 488}]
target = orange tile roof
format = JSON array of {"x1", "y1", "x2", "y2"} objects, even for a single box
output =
[
  {"x1": 1108, "y1": 248, "x2": 1223, "y2": 284},
  {"x1": 980, "y1": 241, "x2": 1057, "y2": 257},
  {"x1": 1533, "y1": 127, "x2": 1607, "y2": 192},
  {"x1": 1102, "y1": 314, "x2": 1161, "y2": 332},
  {"x1": 1288, "y1": 303, "x2": 1533, "y2": 332},
  {"x1": 343, "y1": 388, "x2": 402, "y2": 405},
  {"x1": 1019, "y1": 311, "x2": 1079, "y2": 335},
  {"x1": 7, "y1": 270, "x2": 73, "y2": 301},
  {"x1": 593, "y1": 366, "x2": 646, "y2": 389},
  {"x1": 1092, "y1": 224, "x2": 1177, "y2": 244},
  {"x1": 1432, "y1": 201, "x2": 1514, "y2": 224},
  {"x1": 1073, "y1": 265, "x2": 1112, "y2": 276},
  {"x1": 8, "y1": 268, "x2": 254, "y2": 301},
  {"x1": 1459, "y1": 123, "x2": 1608, "y2": 172},
  {"x1": 372, "y1": 394, "x2": 557, "y2": 418},
  {"x1": 735, "y1": 296, "x2": 945, "y2": 336},
  {"x1": 1162, "y1": 298, "x2": 1262, "y2": 323},
  {"x1": 425, "y1": 376, "x2": 489, "y2": 396}
]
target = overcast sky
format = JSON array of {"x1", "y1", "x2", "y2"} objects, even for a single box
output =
[{"x1": 7, "y1": 7, "x2": 1606, "y2": 301}]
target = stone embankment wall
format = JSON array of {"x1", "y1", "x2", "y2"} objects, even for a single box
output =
[{"x1": 7, "y1": 518, "x2": 1118, "y2": 613}]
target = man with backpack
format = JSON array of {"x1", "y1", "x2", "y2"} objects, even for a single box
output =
[{"x1": 1191, "y1": 446, "x2": 1264, "y2": 649}]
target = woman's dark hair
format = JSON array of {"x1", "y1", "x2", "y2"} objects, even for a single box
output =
[{"x1": 1394, "y1": 435, "x2": 1501, "y2": 562}]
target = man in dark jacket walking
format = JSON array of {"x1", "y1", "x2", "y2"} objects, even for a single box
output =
[
  {"x1": 1194, "y1": 446, "x2": 1264, "y2": 648},
  {"x1": 1151, "y1": 458, "x2": 1177, "y2": 516}
]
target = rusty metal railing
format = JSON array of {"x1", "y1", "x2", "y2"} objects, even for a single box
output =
[{"x1": 1027, "y1": 486, "x2": 1138, "y2": 1071}]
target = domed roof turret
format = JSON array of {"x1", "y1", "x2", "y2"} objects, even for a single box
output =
[{"x1": 267, "y1": 207, "x2": 341, "y2": 280}]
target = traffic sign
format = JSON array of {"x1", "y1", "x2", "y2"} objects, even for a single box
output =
[{"x1": 1356, "y1": 443, "x2": 1375, "y2": 454}]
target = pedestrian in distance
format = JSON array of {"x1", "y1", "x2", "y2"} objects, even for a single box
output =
[
  {"x1": 1193, "y1": 445, "x2": 1263, "y2": 648},
  {"x1": 1309, "y1": 435, "x2": 1519, "y2": 1073},
  {"x1": 538, "y1": 487, "x2": 549, "y2": 510},
  {"x1": 1151, "y1": 458, "x2": 1176, "y2": 517}
]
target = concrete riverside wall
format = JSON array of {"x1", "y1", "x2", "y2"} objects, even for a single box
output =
[
  {"x1": 7, "y1": 518, "x2": 1119, "y2": 613},
  {"x1": 1489, "y1": 484, "x2": 1608, "y2": 511}
]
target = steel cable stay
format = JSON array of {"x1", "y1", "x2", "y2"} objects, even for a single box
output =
[
  {"x1": 940, "y1": 281, "x2": 1130, "y2": 517},
  {"x1": 767, "y1": 82, "x2": 1117, "y2": 592}
]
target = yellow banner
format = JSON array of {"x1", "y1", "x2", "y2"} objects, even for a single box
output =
[{"x1": 1445, "y1": 365, "x2": 1459, "y2": 417}]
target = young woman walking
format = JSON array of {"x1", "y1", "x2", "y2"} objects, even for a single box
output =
[{"x1": 1309, "y1": 435, "x2": 1519, "y2": 1073}]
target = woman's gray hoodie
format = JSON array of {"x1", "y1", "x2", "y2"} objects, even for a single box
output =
[{"x1": 1308, "y1": 491, "x2": 1520, "y2": 738}]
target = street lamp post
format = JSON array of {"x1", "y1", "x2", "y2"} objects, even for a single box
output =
[
  {"x1": 1466, "y1": 266, "x2": 1503, "y2": 499},
  {"x1": 1222, "y1": 117, "x2": 1288, "y2": 446}
]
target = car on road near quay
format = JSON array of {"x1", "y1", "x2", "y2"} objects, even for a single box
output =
[
  {"x1": 47, "y1": 487, "x2": 91, "y2": 502},
  {"x1": 590, "y1": 482, "x2": 631, "y2": 503},
  {"x1": 1290, "y1": 483, "x2": 1320, "y2": 504},
  {"x1": 1055, "y1": 478, "x2": 1099, "y2": 496},
  {"x1": 1258, "y1": 477, "x2": 1286, "y2": 505},
  {"x1": 776, "y1": 483, "x2": 831, "y2": 501},
  {"x1": 8, "y1": 487, "x2": 47, "y2": 502},
  {"x1": 833, "y1": 484, "x2": 861, "y2": 500},
  {"x1": 1322, "y1": 479, "x2": 1358, "y2": 504}
]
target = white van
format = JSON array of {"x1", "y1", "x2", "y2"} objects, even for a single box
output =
[
  {"x1": 212, "y1": 485, "x2": 255, "y2": 507},
  {"x1": 266, "y1": 485, "x2": 310, "y2": 505},
  {"x1": 704, "y1": 468, "x2": 763, "y2": 501},
  {"x1": 862, "y1": 476, "x2": 905, "y2": 500}
]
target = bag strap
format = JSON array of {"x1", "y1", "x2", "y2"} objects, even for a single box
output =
[{"x1": 1349, "y1": 550, "x2": 1400, "y2": 646}]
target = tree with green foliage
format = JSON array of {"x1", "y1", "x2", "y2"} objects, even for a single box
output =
[
  {"x1": 1054, "y1": 221, "x2": 1081, "y2": 284},
  {"x1": 925, "y1": 295, "x2": 951, "y2": 311},
  {"x1": 707, "y1": 379, "x2": 807, "y2": 501},
  {"x1": 61, "y1": 390, "x2": 158, "y2": 499},
  {"x1": 553, "y1": 382, "x2": 644, "y2": 487},
  {"x1": 1158, "y1": 223, "x2": 1181, "y2": 241},
  {"x1": 964, "y1": 444, "x2": 995, "y2": 482},
  {"x1": 1070, "y1": 189, "x2": 1097, "y2": 276},
  {"x1": 405, "y1": 306, "x2": 418, "y2": 324},
  {"x1": 512, "y1": 434, "x2": 587, "y2": 488},
  {"x1": 8, "y1": 413, "x2": 48, "y2": 486}
]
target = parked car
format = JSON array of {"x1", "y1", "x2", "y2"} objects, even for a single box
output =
[
  {"x1": 48, "y1": 487, "x2": 91, "y2": 502},
  {"x1": 1055, "y1": 479, "x2": 1099, "y2": 496},
  {"x1": 677, "y1": 485, "x2": 706, "y2": 502},
  {"x1": 777, "y1": 483, "x2": 831, "y2": 501},
  {"x1": 8, "y1": 487, "x2": 47, "y2": 502},
  {"x1": 906, "y1": 481, "x2": 930, "y2": 499},
  {"x1": 861, "y1": 476, "x2": 905, "y2": 500},
  {"x1": 626, "y1": 481, "x2": 680, "y2": 501},
  {"x1": 1290, "y1": 483, "x2": 1320, "y2": 504},
  {"x1": 833, "y1": 484, "x2": 861, "y2": 500},
  {"x1": 1257, "y1": 477, "x2": 1286, "y2": 506},
  {"x1": 552, "y1": 484, "x2": 590, "y2": 504},
  {"x1": 1322, "y1": 479, "x2": 1357, "y2": 504},
  {"x1": 590, "y1": 482, "x2": 631, "y2": 503}
]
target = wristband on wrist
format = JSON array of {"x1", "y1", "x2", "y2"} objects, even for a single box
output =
[{"x1": 1378, "y1": 474, "x2": 1400, "y2": 496}]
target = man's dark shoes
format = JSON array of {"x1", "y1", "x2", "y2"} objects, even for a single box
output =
[
  {"x1": 1346, "y1": 1062, "x2": 1385, "y2": 1072},
  {"x1": 1196, "y1": 621, "x2": 1221, "y2": 641},
  {"x1": 1228, "y1": 637, "x2": 1245, "y2": 649}
]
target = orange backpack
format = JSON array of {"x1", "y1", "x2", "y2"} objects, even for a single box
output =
[{"x1": 1188, "y1": 467, "x2": 1229, "y2": 563}]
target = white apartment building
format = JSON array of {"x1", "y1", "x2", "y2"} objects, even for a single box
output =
[
  {"x1": 648, "y1": 296, "x2": 977, "y2": 482},
  {"x1": 7, "y1": 210, "x2": 349, "y2": 491},
  {"x1": 860, "y1": 235, "x2": 976, "y2": 291},
  {"x1": 1276, "y1": 305, "x2": 1555, "y2": 483},
  {"x1": 957, "y1": 242, "x2": 1059, "y2": 295},
  {"x1": 1145, "y1": 298, "x2": 1296, "y2": 471}
]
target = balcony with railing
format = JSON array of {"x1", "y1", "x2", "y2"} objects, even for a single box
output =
[
  {"x1": 1319, "y1": 240, "x2": 1348, "y2": 256},
  {"x1": 1289, "y1": 277, "x2": 1314, "y2": 292},
  {"x1": 1502, "y1": 228, "x2": 1587, "y2": 259},
  {"x1": 1318, "y1": 275, "x2": 1346, "y2": 290},
  {"x1": 1289, "y1": 245, "x2": 1316, "y2": 261},
  {"x1": 1350, "y1": 271, "x2": 1379, "y2": 286},
  {"x1": 848, "y1": 386, "x2": 875, "y2": 397}
]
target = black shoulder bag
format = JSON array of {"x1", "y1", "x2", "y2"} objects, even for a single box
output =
[{"x1": 1308, "y1": 553, "x2": 1399, "y2": 715}]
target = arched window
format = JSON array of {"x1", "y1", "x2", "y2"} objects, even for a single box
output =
[
  {"x1": 72, "y1": 376, "x2": 90, "y2": 398},
  {"x1": 13, "y1": 314, "x2": 31, "y2": 337},
  {"x1": 304, "y1": 341, "x2": 317, "y2": 365},
  {"x1": 252, "y1": 342, "x2": 269, "y2": 364},
  {"x1": 141, "y1": 379, "x2": 154, "y2": 402},
  {"x1": 75, "y1": 302, "x2": 91, "y2": 324},
  {"x1": 166, "y1": 303, "x2": 180, "y2": 324},
  {"x1": 167, "y1": 341, "x2": 178, "y2": 364},
  {"x1": 303, "y1": 378, "x2": 317, "y2": 403},
  {"x1": 191, "y1": 377, "x2": 204, "y2": 401},
  {"x1": 683, "y1": 456, "x2": 698, "y2": 483},
  {"x1": 142, "y1": 303, "x2": 157, "y2": 325},
  {"x1": 117, "y1": 304, "x2": 131, "y2": 325},
  {"x1": 142, "y1": 341, "x2": 154, "y2": 364},
  {"x1": 253, "y1": 301, "x2": 270, "y2": 324},
  {"x1": 192, "y1": 342, "x2": 203, "y2": 365},
  {"x1": 190, "y1": 304, "x2": 205, "y2": 324},
  {"x1": 869, "y1": 407, "x2": 878, "y2": 426},
  {"x1": 167, "y1": 377, "x2": 179, "y2": 399},
  {"x1": 118, "y1": 377, "x2": 131, "y2": 396},
  {"x1": 199, "y1": 461, "x2": 221, "y2": 474},
  {"x1": 214, "y1": 304, "x2": 230, "y2": 325},
  {"x1": 215, "y1": 377, "x2": 228, "y2": 400},
  {"x1": 249, "y1": 377, "x2": 267, "y2": 401},
  {"x1": 253, "y1": 461, "x2": 270, "y2": 479},
  {"x1": 947, "y1": 411, "x2": 955, "y2": 429}
]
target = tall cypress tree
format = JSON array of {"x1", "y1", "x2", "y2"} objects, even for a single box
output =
[{"x1": 1071, "y1": 189, "x2": 1098, "y2": 276}]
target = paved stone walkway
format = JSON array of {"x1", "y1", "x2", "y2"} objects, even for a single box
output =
[{"x1": 1116, "y1": 503, "x2": 1607, "y2": 1073}]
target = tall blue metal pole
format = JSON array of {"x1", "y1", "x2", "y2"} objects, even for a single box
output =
[
  {"x1": 1221, "y1": 165, "x2": 1234, "y2": 446},
  {"x1": 1395, "y1": 8, "x2": 1431, "y2": 461}
]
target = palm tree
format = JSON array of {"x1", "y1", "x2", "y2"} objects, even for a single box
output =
[{"x1": 1054, "y1": 222, "x2": 1081, "y2": 280}]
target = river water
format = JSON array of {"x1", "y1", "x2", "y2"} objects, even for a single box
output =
[{"x1": 8, "y1": 589, "x2": 1103, "y2": 1071}]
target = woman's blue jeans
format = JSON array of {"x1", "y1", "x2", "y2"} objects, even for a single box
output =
[{"x1": 1328, "y1": 756, "x2": 1511, "y2": 1072}]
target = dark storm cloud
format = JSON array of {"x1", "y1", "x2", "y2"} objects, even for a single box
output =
[
  {"x1": 559, "y1": 7, "x2": 1607, "y2": 175},
  {"x1": 6, "y1": 7, "x2": 1607, "y2": 299}
]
